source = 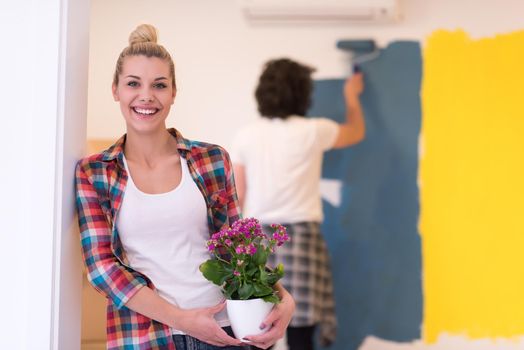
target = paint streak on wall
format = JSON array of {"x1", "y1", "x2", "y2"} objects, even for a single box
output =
[
  {"x1": 311, "y1": 41, "x2": 423, "y2": 350},
  {"x1": 420, "y1": 30, "x2": 524, "y2": 342}
]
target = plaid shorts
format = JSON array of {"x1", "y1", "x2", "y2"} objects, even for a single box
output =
[{"x1": 265, "y1": 222, "x2": 336, "y2": 346}]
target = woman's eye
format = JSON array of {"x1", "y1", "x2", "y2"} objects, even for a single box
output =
[
  {"x1": 154, "y1": 83, "x2": 167, "y2": 89},
  {"x1": 127, "y1": 81, "x2": 139, "y2": 87}
]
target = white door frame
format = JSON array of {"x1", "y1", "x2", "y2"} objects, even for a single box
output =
[
  {"x1": 51, "y1": 0, "x2": 90, "y2": 349},
  {"x1": 0, "y1": 1, "x2": 89, "y2": 349}
]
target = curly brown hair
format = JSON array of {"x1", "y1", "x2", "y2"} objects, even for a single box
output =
[{"x1": 255, "y1": 58, "x2": 315, "y2": 119}]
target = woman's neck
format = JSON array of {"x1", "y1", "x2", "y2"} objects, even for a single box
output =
[{"x1": 124, "y1": 128, "x2": 179, "y2": 166}]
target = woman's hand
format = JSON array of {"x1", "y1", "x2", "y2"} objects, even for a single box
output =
[
  {"x1": 173, "y1": 301, "x2": 244, "y2": 347},
  {"x1": 243, "y1": 286, "x2": 296, "y2": 349}
]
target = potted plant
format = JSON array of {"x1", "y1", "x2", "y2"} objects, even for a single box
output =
[{"x1": 199, "y1": 217, "x2": 290, "y2": 340}]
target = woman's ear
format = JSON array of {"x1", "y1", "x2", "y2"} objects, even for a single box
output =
[
  {"x1": 171, "y1": 89, "x2": 176, "y2": 105},
  {"x1": 112, "y1": 83, "x2": 119, "y2": 101}
]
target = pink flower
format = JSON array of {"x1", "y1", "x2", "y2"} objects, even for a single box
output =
[
  {"x1": 271, "y1": 225, "x2": 289, "y2": 246},
  {"x1": 233, "y1": 270, "x2": 241, "y2": 277},
  {"x1": 235, "y1": 245, "x2": 245, "y2": 255},
  {"x1": 247, "y1": 244, "x2": 257, "y2": 256}
]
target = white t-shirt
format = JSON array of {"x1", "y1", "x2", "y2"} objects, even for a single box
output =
[
  {"x1": 230, "y1": 116, "x2": 339, "y2": 224},
  {"x1": 116, "y1": 156, "x2": 228, "y2": 334}
]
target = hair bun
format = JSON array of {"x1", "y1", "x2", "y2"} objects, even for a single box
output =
[{"x1": 128, "y1": 24, "x2": 158, "y2": 45}]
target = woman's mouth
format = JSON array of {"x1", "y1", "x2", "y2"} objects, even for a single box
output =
[{"x1": 132, "y1": 107, "x2": 159, "y2": 117}]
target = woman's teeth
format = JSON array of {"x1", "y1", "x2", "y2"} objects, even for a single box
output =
[{"x1": 133, "y1": 107, "x2": 157, "y2": 115}]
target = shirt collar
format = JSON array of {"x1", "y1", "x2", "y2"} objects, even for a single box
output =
[{"x1": 101, "y1": 128, "x2": 191, "y2": 162}]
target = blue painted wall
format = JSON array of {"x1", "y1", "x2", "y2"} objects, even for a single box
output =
[{"x1": 308, "y1": 41, "x2": 423, "y2": 350}]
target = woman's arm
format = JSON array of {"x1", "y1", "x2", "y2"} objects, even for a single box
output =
[
  {"x1": 332, "y1": 72, "x2": 366, "y2": 149},
  {"x1": 233, "y1": 163, "x2": 247, "y2": 210},
  {"x1": 125, "y1": 287, "x2": 243, "y2": 347},
  {"x1": 75, "y1": 161, "x2": 147, "y2": 308}
]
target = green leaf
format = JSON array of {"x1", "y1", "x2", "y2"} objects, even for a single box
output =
[
  {"x1": 262, "y1": 294, "x2": 280, "y2": 304},
  {"x1": 238, "y1": 283, "x2": 255, "y2": 300},
  {"x1": 199, "y1": 260, "x2": 230, "y2": 286},
  {"x1": 266, "y1": 265, "x2": 284, "y2": 286},
  {"x1": 246, "y1": 265, "x2": 258, "y2": 277},
  {"x1": 253, "y1": 283, "x2": 273, "y2": 297},
  {"x1": 275, "y1": 263, "x2": 284, "y2": 277},
  {"x1": 259, "y1": 266, "x2": 268, "y2": 284},
  {"x1": 253, "y1": 247, "x2": 268, "y2": 266},
  {"x1": 224, "y1": 279, "x2": 239, "y2": 299}
]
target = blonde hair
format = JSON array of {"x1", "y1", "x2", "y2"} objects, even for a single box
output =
[{"x1": 113, "y1": 24, "x2": 176, "y2": 89}]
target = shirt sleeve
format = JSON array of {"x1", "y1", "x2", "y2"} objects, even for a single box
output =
[
  {"x1": 75, "y1": 160, "x2": 147, "y2": 309},
  {"x1": 223, "y1": 149, "x2": 242, "y2": 224},
  {"x1": 314, "y1": 118, "x2": 340, "y2": 151}
]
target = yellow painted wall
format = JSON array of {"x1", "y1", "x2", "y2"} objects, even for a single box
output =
[{"x1": 421, "y1": 30, "x2": 524, "y2": 342}]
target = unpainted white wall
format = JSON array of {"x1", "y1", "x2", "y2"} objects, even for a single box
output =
[{"x1": 88, "y1": 0, "x2": 524, "y2": 150}]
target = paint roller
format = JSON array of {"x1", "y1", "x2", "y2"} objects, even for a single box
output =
[{"x1": 336, "y1": 39, "x2": 379, "y2": 73}]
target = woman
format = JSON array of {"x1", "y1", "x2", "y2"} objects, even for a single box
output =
[
  {"x1": 75, "y1": 24, "x2": 294, "y2": 350},
  {"x1": 231, "y1": 58, "x2": 365, "y2": 350}
]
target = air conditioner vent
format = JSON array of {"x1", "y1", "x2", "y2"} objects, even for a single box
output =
[{"x1": 239, "y1": 0, "x2": 401, "y2": 23}]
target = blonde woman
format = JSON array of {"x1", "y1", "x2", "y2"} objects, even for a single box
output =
[{"x1": 75, "y1": 24, "x2": 295, "y2": 350}]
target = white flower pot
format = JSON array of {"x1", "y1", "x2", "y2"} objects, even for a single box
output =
[{"x1": 226, "y1": 298, "x2": 274, "y2": 340}]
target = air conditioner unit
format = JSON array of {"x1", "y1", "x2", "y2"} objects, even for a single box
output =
[{"x1": 239, "y1": 0, "x2": 401, "y2": 23}]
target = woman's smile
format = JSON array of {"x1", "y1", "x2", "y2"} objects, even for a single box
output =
[{"x1": 131, "y1": 106, "x2": 160, "y2": 118}]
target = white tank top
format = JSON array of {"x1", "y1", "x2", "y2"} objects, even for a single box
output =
[{"x1": 116, "y1": 155, "x2": 229, "y2": 334}]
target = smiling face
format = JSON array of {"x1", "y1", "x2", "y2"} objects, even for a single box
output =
[{"x1": 112, "y1": 55, "x2": 176, "y2": 135}]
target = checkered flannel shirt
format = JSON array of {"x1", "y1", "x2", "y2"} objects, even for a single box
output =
[{"x1": 75, "y1": 128, "x2": 241, "y2": 349}]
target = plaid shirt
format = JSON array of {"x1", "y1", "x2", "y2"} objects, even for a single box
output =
[{"x1": 75, "y1": 129, "x2": 241, "y2": 349}]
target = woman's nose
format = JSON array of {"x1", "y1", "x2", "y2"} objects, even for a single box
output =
[
  {"x1": 138, "y1": 89, "x2": 154, "y2": 102},
  {"x1": 139, "y1": 95, "x2": 154, "y2": 102}
]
